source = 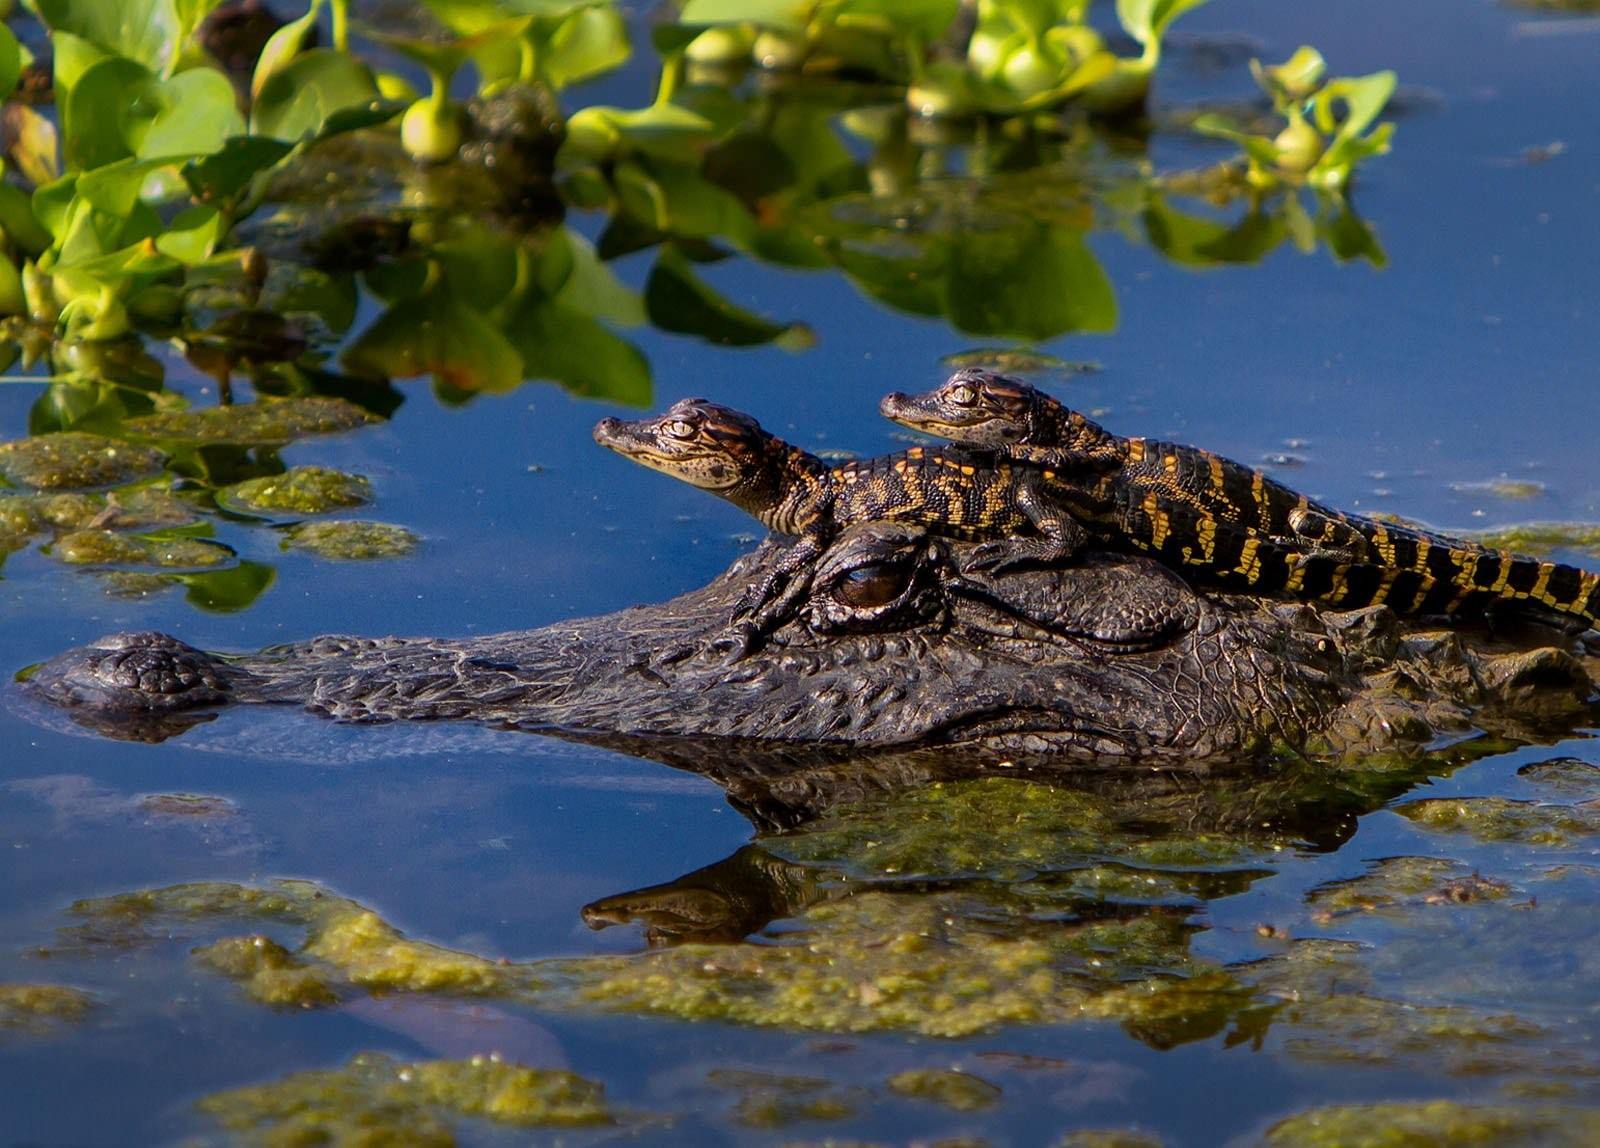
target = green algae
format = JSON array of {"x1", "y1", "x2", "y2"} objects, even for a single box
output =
[
  {"x1": 1260, "y1": 1100, "x2": 1600, "y2": 1147},
  {"x1": 218, "y1": 467, "x2": 374, "y2": 517},
  {"x1": 52, "y1": 529, "x2": 233, "y2": 569},
  {"x1": 98, "y1": 571, "x2": 177, "y2": 598},
  {"x1": 1470, "y1": 522, "x2": 1600, "y2": 558},
  {"x1": 1307, "y1": 856, "x2": 1510, "y2": 916},
  {"x1": 0, "y1": 984, "x2": 96, "y2": 1033},
  {"x1": 0, "y1": 432, "x2": 165, "y2": 490},
  {"x1": 1055, "y1": 1133, "x2": 1164, "y2": 1148},
  {"x1": 283, "y1": 520, "x2": 418, "y2": 560},
  {"x1": 1394, "y1": 796, "x2": 1600, "y2": 846},
  {"x1": 885, "y1": 1069, "x2": 1002, "y2": 1111},
  {"x1": 64, "y1": 881, "x2": 543, "y2": 1006},
  {"x1": 196, "y1": 1051, "x2": 612, "y2": 1143},
  {"x1": 1516, "y1": 757, "x2": 1600, "y2": 797},
  {"x1": 1449, "y1": 479, "x2": 1547, "y2": 501},
  {"x1": 124, "y1": 397, "x2": 378, "y2": 447},
  {"x1": 706, "y1": 1069, "x2": 860, "y2": 1128}
]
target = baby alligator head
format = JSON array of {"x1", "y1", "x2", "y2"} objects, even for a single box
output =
[
  {"x1": 594, "y1": 397, "x2": 783, "y2": 498},
  {"x1": 880, "y1": 368, "x2": 1042, "y2": 448}
]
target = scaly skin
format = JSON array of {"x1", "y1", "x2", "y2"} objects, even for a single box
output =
[
  {"x1": 882, "y1": 371, "x2": 1600, "y2": 630},
  {"x1": 19, "y1": 524, "x2": 1596, "y2": 779},
  {"x1": 593, "y1": 398, "x2": 1085, "y2": 633}
]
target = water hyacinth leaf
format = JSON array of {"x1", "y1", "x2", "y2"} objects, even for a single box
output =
[
  {"x1": 563, "y1": 103, "x2": 722, "y2": 164},
  {"x1": 251, "y1": 0, "x2": 322, "y2": 100},
  {"x1": 945, "y1": 223, "x2": 1116, "y2": 339},
  {"x1": 154, "y1": 205, "x2": 222, "y2": 264},
  {"x1": 0, "y1": 183, "x2": 52, "y2": 256},
  {"x1": 541, "y1": 5, "x2": 632, "y2": 88},
  {"x1": 552, "y1": 232, "x2": 646, "y2": 327},
  {"x1": 252, "y1": 50, "x2": 382, "y2": 142},
  {"x1": 182, "y1": 137, "x2": 296, "y2": 205},
  {"x1": 34, "y1": 0, "x2": 184, "y2": 74},
  {"x1": 645, "y1": 248, "x2": 813, "y2": 348},
  {"x1": 1191, "y1": 113, "x2": 1281, "y2": 169},
  {"x1": 0, "y1": 23, "x2": 22, "y2": 101},
  {"x1": 62, "y1": 56, "x2": 153, "y2": 170},
  {"x1": 679, "y1": 0, "x2": 810, "y2": 31},
  {"x1": 1116, "y1": 0, "x2": 1210, "y2": 48},
  {"x1": 507, "y1": 298, "x2": 650, "y2": 405},
  {"x1": 49, "y1": 30, "x2": 108, "y2": 102},
  {"x1": 614, "y1": 162, "x2": 757, "y2": 244},
  {"x1": 1313, "y1": 71, "x2": 1397, "y2": 143},
  {"x1": 135, "y1": 67, "x2": 246, "y2": 159},
  {"x1": 342, "y1": 297, "x2": 524, "y2": 393},
  {"x1": 177, "y1": 560, "x2": 275, "y2": 613},
  {"x1": 4, "y1": 103, "x2": 63, "y2": 189},
  {"x1": 831, "y1": 0, "x2": 961, "y2": 39},
  {"x1": 1252, "y1": 45, "x2": 1325, "y2": 105}
]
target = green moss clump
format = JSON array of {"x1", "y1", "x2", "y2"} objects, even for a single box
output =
[
  {"x1": 886, "y1": 1069, "x2": 1002, "y2": 1111},
  {"x1": 193, "y1": 935, "x2": 341, "y2": 1008},
  {"x1": 32, "y1": 492, "x2": 104, "y2": 529},
  {"x1": 197, "y1": 1052, "x2": 612, "y2": 1142},
  {"x1": 125, "y1": 397, "x2": 377, "y2": 447},
  {"x1": 0, "y1": 984, "x2": 96, "y2": 1032},
  {"x1": 219, "y1": 466, "x2": 373, "y2": 516},
  {"x1": 1470, "y1": 522, "x2": 1600, "y2": 557},
  {"x1": 0, "y1": 432, "x2": 165, "y2": 489},
  {"x1": 284, "y1": 520, "x2": 418, "y2": 560},
  {"x1": 1394, "y1": 796, "x2": 1600, "y2": 847},
  {"x1": 1450, "y1": 479, "x2": 1546, "y2": 501},
  {"x1": 0, "y1": 496, "x2": 41, "y2": 537},
  {"x1": 53, "y1": 530, "x2": 232, "y2": 569},
  {"x1": 67, "y1": 881, "x2": 544, "y2": 1003},
  {"x1": 1261, "y1": 1100, "x2": 1600, "y2": 1147}
]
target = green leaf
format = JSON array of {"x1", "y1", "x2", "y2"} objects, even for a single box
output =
[
  {"x1": 62, "y1": 56, "x2": 152, "y2": 169},
  {"x1": 1115, "y1": 0, "x2": 1209, "y2": 49},
  {"x1": 35, "y1": 0, "x2": 184, "y2": 73},
  {"x1": 1192, "y1": 113, "x2": 1282, "y2": 169},
  {"x1": 542, "y1": 4, "x2": 632, "y2": 88},
  {"x1": 343, "y1": 296, "x2": 524, "y2": 393},
  {"x1": 177, "y1": 560, "x2": 276, "y2": 612},
  {"x1": 0, "y1": 23, "x2": 22, "y2": 101},
  {"x1": 77, "y1": 156, "x2": 183, "y2": 218},
  {"x1": 50, "y1": 31, "x2": 109, "y2": 102},
  {"x1": 154, "y1": 205, "x2": 222, "y2": 263},
  {"x1": 679, "y1": 0, "x2": 810, "y2": 31},
  {"x1": 1313, "y1": 70, "x2": 1396, "y2": 142},
  {"x1": 0, "y1": 183, "x2": 52, "y2": 255},
  {"x1": 4, "y1": 104, "x2": 61, "y2": 190},
  {"x1": 645, "y1": 247, "x2": 812, "y2": 348},
  {"x1": 831, "y1": 0, "x2": 960, "y2": 39},
  {"x1": 136, "y1": 67, "x2": 245, "y2": 158},
  {"x1": 614, "y1": 161, "x2": 757, "y2": 244},
  {"x1": 1251, "y1": 45, "x2": 1325, "y2": 104},
  {"x1": 182, "y1": 137, "x2": 296, "y2": 204},
  {"x1": 252, "y1": 49, "x2": 383, "y2": 142},
  {"x1": 555, "y1": 231, "x2": 646, "y2": 327},
  {"x1": 505, "y1": 297, "x2": 651, "y2": 405},
  {"x1": 251, "y1": 0, "x2": 322, "y2": 100},
  {"x1": 945, "y1": 222, "x2": 1116, "y2": 340}
]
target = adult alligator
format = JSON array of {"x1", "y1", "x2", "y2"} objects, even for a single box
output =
[{"x1": 18, "y1": 521, "x2": 1596, "y2": 792}]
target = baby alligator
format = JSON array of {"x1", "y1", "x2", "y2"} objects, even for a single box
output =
[
  {"x1": 594, "y1": 398, "x2": 1084, "y2": 631},
  {"x1": 882, "y1": 371, "x2": 1600, "y2": 629}
]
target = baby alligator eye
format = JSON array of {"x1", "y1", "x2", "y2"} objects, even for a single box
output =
[
  {"x1": 834, "y1": 561, "x2": 910, "y2": 608},
  {"x1": 947, "y1": 384, "x2": 976, "y2": 407},
  {"x1": 664, "y1": 419, "x2": 697, "y2": 440}
]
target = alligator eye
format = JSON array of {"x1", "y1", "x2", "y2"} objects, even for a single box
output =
[
  {"x1": 664, "y1": 419, "x2": 697, "y2": 440},
  {"x1": 835, "y1": 561, "x2": 910, "y2": 608},
  {"x1": 947, "y1": 384, "x2": 976, "y2": 407}
]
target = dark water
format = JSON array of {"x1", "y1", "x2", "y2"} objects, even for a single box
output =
[{"x1": 3, "y1": 0, "x2": 1599, "y2": 1144}]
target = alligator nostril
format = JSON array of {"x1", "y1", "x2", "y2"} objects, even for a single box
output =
[
  {"x1": 879, "y1": 393, "x2": 908, "y2": 415},
  {"x1": 593, "y1": 418, "x2": 621, "y2": 443}
]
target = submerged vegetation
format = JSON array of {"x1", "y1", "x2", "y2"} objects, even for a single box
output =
[{"x1": 25, "y1": 752, "x2": 1600, "y2": 1138}]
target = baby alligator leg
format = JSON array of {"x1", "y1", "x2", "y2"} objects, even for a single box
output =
[
  {"x1": 1284, "y1": 508, "x2": 1375, "y2": 565},
  {"x1": 964, "y1": 476, "x2": 1091, "y2": 574}
]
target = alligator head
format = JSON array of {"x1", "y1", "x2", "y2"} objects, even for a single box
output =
[{"x1": 16, "y1": 522, "x2": 1596, "y2": 775}]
